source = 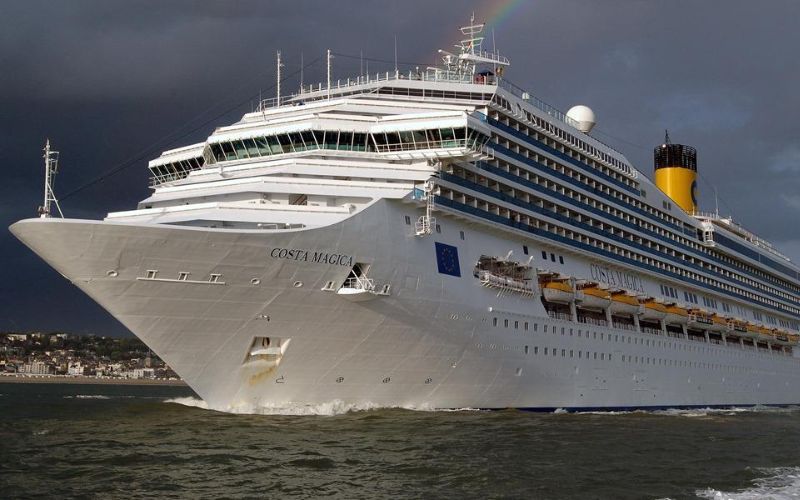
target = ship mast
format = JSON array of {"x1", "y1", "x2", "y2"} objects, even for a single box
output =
[
  {"x1": 38, "y1": 139, "x2": 63, "y2": 218},
  {"x1": 438, "y1": 13, "x2": 510, "y2": 78}
]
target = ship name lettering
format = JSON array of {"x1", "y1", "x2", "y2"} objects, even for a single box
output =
[
  {"x1": 589, "y1": 264, "x2": 645, "y2": 293},
  {"x1": 270, "y1": 247, "x2": 353, "y2": 267}
]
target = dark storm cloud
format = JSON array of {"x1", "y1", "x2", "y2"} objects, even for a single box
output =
[{"x1": 2, "y1": 0, "x2": 800, "y2": 334}]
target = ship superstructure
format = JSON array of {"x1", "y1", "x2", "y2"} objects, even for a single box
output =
[{"x1": 11, "y1": 18, "x2": 800, "y2": 410}]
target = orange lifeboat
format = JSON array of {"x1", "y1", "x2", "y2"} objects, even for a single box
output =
[
  {"x1": 575, "y1": 284, "x2": 611, "y2": 311},
  {"x1": 541, "y1": 280, "x2": 574, "y2": 304},
  {"x1": 710, "y1": 314, "x2": 728, "y2": 333},
  {"x1": 639, "y1": 299, "x2": 667, "y2": 321},
  {"x1": 609, "y1": 291, "x2": 641, "y2": 315},
  {"x1": 664, "y1": 304, "x2": 689, "y2": 325}
]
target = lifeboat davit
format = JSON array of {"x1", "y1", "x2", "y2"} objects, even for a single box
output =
[
  {"x1": 727, "y1": 319, "x2": 749, "y2": 335},
  {"x1": 772, "y1": 329, "x2": 791, "y2": 346},
  {"x1": 576, "y1": 285, "x2": 611, "y2": 311},
  {"x1": 664, "y1": 304, "x2": 689, "y2": 326},
  {"x1": 609, "y1": 291, "x2": 641, "y2": 315},
  {"x1": 639, "y1": 299, "x2": 667, "y2": 321},
  {"x1": 541, "y1": 280, "x2": 574, "y2": 304},
  {"x1": 687, "y1": 309, "x2": 714, "y2": 330}
]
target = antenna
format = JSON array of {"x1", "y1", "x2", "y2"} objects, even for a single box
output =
[
  {"x1": 276, "y1": 50, "x2": 284, "y2": 106},
  {"x1": 360, "y1": 49, "x2": 363, "y2": 77},
  {"x1": 394, "y1": 35, "x2": 398, "y2": 77},
  {"x1": 664, "y1": 129, "x2": 671, "y2": 145},
  {"x1": 326, "y1": 49, "x2": 332, "y2": 99},
  {"x1": 299, "y1": 51, "x2": 304, "y2": 93},
  {"x1": 38, "y1": 139, "x2": 63, "y2": 218}
]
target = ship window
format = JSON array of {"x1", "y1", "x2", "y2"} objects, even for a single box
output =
[
  {"x1": 221, "y1": 141, "x2": 237, "y2": 161},
  {"x1": 352, "y1": 132, "x2": 367, "y2": 152},
  {"x1": 524, "y1": 346, "x2": 529, "y2": 355},
  {"x1": 278, "y1": 134, "x2": 294, "y2": 153},
  {"x1": 404, "y1": 215, "x2": 411, "y2": 225},
  {"x1": 561, "y1": 349, "x2": 566, "y2": 357},
  {"x1": 264, "y1": 135, "x2": 281, "y2": 154},
  {"x1": 412, "y1": 130, "x2": 429, "y2": 149},
  {"x1": 460, "y1": 231, "x2": 465, "y2": 240},
  {"x1": 570, "y1": 350, "x2": 573, "y2": 358},
  {"x1": 559, "y1": 256, "x2": 564, "y2": 265},
  {"x1": 493, "y1": 317, "x2": 498, "y2": 327},
  {"x1": 338, "y1": 132, "x2": 353, "y2": 151},
  {"x1": 541, "y1": 251, "x2": 547, "y2": 260},
  {"x1": 210, "y1": 143, "x2": 225, "y2": 162},
  {"x1": 145, "y1": 270, "x2": 158, "y2": 279},
  {"x1": 435, "y1": 224, "x2": 441, "y2": 233},
  {"x1": 233, "y1": 140, "x2": 249, "y2": 159},
  {"x1": 524, "y1": 322, "x2": 529, "y2": 331},
  {"x1": 426, "y1": 129, "x2": 442, "y2": 144},
  {"x1": 550, "y1": 253, "x2": 556, "y2": 262},
  {"x1": 544, "y1": 348, "x2": 548, "y2": 355},
  {"x1": 534, "y1": 324, "x2": 538, "y2": 332},
  {"x1": 301, "y1": 131, "x2": 317, "y2": 149},
  {"x1": 178, "y1": 272, "x2": 190, "y2": 281},
  {"x1": 534, "y1": 346, "x2": 539, "y2": 354},
  {"x1": 290, "y1": 132, "x2": 307, "y2": 151},
  {"x1": 243, "y1": 138, "x2": 260, "y2": 157},
  {"x1": 514, "y1": 321, "x2": 519, "y2": 329},
  {"x1": 523, "y1": 245, "x2": 528, "y2": 255},
  {"x1": 253, "y1": 137, "x2": 271, "y2": 156},
  {"x1": 504, "y1": 319, "x2": 509, "y2": 328}
]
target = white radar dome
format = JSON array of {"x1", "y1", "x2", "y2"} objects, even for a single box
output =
[{"x1": 566, "y1": 105, "x2": 596, "y2": 133}]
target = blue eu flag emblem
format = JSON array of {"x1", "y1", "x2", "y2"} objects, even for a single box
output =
[{"x1": 435, "y1": 242, "x2": 461, "y2": 277}]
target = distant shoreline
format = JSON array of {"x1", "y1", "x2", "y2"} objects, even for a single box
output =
[{"x1": 0, "y1": 374, "x2": 187, "y2": 386}]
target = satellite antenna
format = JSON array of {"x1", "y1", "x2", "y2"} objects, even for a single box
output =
[{"x1": 38, "y1": 139, "x2": 63, "y2": 218}]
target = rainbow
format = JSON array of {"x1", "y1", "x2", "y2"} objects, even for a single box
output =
[{"x1": 479, "y1": 0, "x2": 528, "y2": 32}]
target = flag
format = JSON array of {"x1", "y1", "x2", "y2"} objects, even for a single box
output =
[{"x1": 435, "y1": 242, "x2": 461, "y2": 277}]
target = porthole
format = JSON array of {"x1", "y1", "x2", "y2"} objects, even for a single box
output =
[
  {"x1": 251, "y1": 278, "x2": 261, "y2": 285},
  {"x1": 382, "y1": 377, "x2": 391, "y2": 384},
  {"x1": 293, "y1": 281, "x2": 303, "y2": 288},
  {"x1": 336, "y1": 377, "x2": 344, "y2": 383},
  {"x1": 106, "y1": 270, "x2": 118, "y2": 277}
]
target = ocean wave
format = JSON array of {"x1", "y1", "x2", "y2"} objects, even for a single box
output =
[
  {"x1": 63, "y1": 395, "x2": 112, "y2": 399},
  {"x1": 655, "y1": 406, "x2": 800, "y2": 418},
  {"x1": 696, "y1": 466, "x2": 800, "y2": 499},
  {"x1": 163, "y1": 397, "x2": 482, "y2": 416}
]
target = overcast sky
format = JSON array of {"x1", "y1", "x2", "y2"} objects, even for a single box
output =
[{"x1": 2, "y1": 0, "x2": 799, "y2": 336}]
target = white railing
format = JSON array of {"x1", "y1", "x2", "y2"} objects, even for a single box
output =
[
  {"x1": 477, "y1": 271, "x2": 534, "y2": 296},
  {"x1": 547, "y1": 311, "x2": 572, "y2": 321},
  {"x1": 341, "y1": 276, "x2": 375, "y2": 292}
]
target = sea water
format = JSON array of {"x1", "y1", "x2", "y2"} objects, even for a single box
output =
[{"x1": 2, "y1": 382, "x2": 799, "y2": 499}]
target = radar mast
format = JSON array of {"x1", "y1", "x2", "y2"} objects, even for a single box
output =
[
  {"x1": 38, "y1": 139, "x2": 63, "y2": 218},
  {"x1": 438, "y1": 13, "x2": 510, "y2": 77}
]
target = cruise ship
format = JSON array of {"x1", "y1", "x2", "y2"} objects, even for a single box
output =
[{"x1": 11, "y1": 18, "x2": 800, "y2": 411}]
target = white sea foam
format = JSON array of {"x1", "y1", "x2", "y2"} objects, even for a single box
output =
[
  {"x1": 696, "y1": 467, "x2": 800, "y2": 500},
  {"x1": 63, "y1": 395, "x2": 111, "y2": 400},
  {"x1": 163, "y1": 397, "x2": 481, "y2": 416}
]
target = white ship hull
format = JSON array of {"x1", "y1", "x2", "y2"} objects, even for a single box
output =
[{"x1": 12, "y1": 200, "x2": 800, "y2": 411}]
